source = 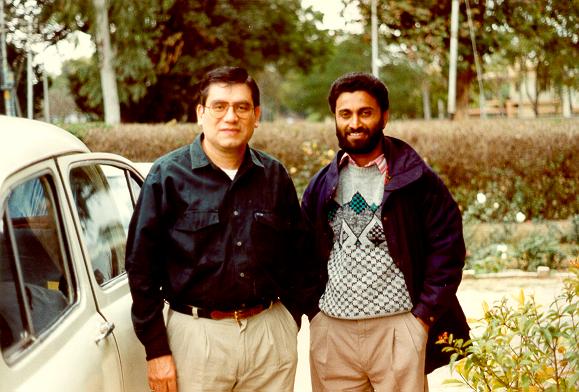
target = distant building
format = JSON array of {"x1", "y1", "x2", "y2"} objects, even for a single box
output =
[{"x1": 468, "y1": 64, "x2": 577, "y2": 118}]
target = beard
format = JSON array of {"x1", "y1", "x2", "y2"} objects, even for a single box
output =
[{"x1": 335, "y1": 118, "x2": 385, "y2": 155}]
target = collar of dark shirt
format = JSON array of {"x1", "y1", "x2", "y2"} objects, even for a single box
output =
[{"x1": 189, "y1": 133, "x2": 265, "y2": 172}]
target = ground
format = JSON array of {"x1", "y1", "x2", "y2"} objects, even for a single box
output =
[{"x1": 294, "y1": 273, "x2": 567, "y2": 392}]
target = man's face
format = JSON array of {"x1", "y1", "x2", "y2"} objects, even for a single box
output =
[
  {"x1": 334, "y1": 90, "x2": 388, "y2": 157},
  {"x1": 196, "y1": 83, "x2": 260, "y2": 155}
]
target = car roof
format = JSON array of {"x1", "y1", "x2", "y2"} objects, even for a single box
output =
[{"x1": 0, "y1": 116, "x2": 90, "y2": 185}]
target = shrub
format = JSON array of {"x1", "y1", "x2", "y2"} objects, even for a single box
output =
[
  {"x1": 462, "y1": 191, "x2": 577, "y2": 272},
  {"x1": 513, "y1": 233, "x2": 567, "y2": 271},
  {"x1": 69, "y1": 117, "x2": 578, "y2": 220},
  {"x1": 440, "y1": 267, "x2": 579, "y2": 391}
]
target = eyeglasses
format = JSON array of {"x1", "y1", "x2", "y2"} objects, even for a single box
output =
[{"x1": 203, "y1": 101, "x2": 254, "y2": 119}]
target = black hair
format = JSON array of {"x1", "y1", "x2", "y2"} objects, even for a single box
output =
[
  {"x1": 328, "y1": 72, "x2": 389, "y2": 113},
  {"x1": 198, "y1": 66, "x2": 260, "y2": 107}
]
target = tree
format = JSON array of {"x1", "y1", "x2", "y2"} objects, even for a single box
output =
[
  {"x1": 40, "y1": 0, "x2": 331, "y2": 122},
  {"x1": 351, "y1": 0, "x2": 578, "y2": 119},
  {"x1": 491, "y1": 0, "x2": 579, "y2": 116},
  {"x1": 281, "y1": 34, "x2": 372, "y2": 121},
  {"x1": 350, "y1": 0, "x2": 510, "y2": 119},
  {"x1": 92, "y1": 0, "x2": 120, "y2": 124},
  {"x1": 280, "y1": 33, "x2": 446, "y2": 120},
  {"x1": 39, "y1": 0, "x2": 169, "y2": 121},
  {"x1": 45, "y1": 74, "x2": 82, "y2": 122},
  {"x1": 1, "y1": 1, "x2": 53, "y2": 117}
]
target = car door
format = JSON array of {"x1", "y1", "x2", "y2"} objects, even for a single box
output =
[
  {"x1": 0, "y1": 159, "x2": 124, "y2": 391},
  {"x1": 57, "y1": 153, "x2": 149, "y2": 392}
]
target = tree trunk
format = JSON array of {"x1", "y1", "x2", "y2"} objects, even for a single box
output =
[
  {"x1": 93, "y1": 0, "x2": 120, "y2": 124},
  {"x1": 421, "y1": 81, "x2": 431, "y2": 120},
  {"x1": 453, "y1": 69, "x2": 475, "y2": 119},
  {"x1": 562, "y1": 85, "x2": 572, "y2": 118}
]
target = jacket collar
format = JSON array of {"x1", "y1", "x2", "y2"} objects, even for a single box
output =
[{"x1": 329, "y1": 136, "x2": 427, "y2": 191}]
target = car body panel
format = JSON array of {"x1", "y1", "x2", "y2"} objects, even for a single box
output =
[
  {"x1": 0, "y1": 158, "x2": 123, "y2": 391},
  {"x1": 0, "y1": 115, "x2": 89, "y2": 186},
  {"x1": 0, "y1": 116, "x2": 148, "y2": 391},
  {"x1": 57, "y1": 153, "x2": 148, "y2": 392}
]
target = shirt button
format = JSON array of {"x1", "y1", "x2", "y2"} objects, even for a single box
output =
[
  {"x1": 233, "y1": 210, "x2": 239, "y2": 216},
  {"x1": 239, "y1": 272, "x2": 245, "y2": 277},
  {"x1": 236, "y1": 241, "x2": 242, "y2": 247}
]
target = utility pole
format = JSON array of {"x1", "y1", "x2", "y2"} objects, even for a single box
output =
[
  {"x1": 0, "y1": 0, "x2": 16, "y2": 116},
  {"x1": 27, "y1": 16, "x2": 33, "y2": 119},
  {"x1": 447, "y1": 0, "x2": 459, "y2": 119},
  {"x1": 42, "y1": 67, "x2": 50, "y2": 122},
  {"x1": 371, "y1": 0, "x2": 379, "y2": 77}
]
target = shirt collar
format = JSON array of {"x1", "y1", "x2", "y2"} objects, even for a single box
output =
[
  {"x1": 189, "y1": 133, "x2": 264, "y2": 171},
  {"x1": 339, "y1": 152, "x2": 388, "y2": 176}
]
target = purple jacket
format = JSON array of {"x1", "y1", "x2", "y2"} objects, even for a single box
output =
[{"x1": 301, "y1": 136, "x2": 470, "y2": 373}]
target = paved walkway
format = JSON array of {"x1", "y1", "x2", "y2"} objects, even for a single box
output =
[{"x1": 294, "y1": 274, "x2": 568, "y2": 392}]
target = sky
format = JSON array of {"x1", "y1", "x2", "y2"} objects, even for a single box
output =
[
  {"x1": 302, "y1": 0, "x2": 362, "y2": 32},
  {"x1": 34, "y1": 1, "x2": 362, "y2": 76}
]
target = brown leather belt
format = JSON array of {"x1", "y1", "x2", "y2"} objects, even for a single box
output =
[{"x1": 170, "y1": 300, "x2": 273, "y2": 324}]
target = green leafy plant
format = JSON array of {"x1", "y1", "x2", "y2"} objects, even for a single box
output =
[
  {"x1": 440, "y1": 267, "x2": 579, "y2": 391},
  {"x1": 514, "y1": 233, "x2": 567, "y2": 271}
]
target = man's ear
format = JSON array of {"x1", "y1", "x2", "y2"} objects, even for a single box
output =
[
  {"x1": 196, "y1": 104, "x2": 204, "y2": 123},
  {"x1": 382, "y1": 110, "x2": 389, "y2": 126},
  {"x1": 254, "y1": 106, "x2": 261, "y2": 128}
]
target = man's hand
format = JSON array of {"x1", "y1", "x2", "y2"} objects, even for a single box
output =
[{"x1": 147, "y1": 354, "x2": 177, "y2": 392}]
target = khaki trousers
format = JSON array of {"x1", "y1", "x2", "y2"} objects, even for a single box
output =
[
  {"x1": 309, "y1": 311, "x2": 428, "y2": 392},
  {"x1": 167, "y1": 302, "x2": 298, "y2": 392}
]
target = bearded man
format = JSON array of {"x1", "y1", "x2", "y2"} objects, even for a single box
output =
[{"x1": 301, "y1": 72, "x2": 470, "y2": 391}]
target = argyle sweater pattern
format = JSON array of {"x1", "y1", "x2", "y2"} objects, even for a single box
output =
[{"x1": 319, "y1": 164, "x2": 413, "y2": 319}]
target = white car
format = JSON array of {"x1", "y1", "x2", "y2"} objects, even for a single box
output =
[{"x1": 0, "y1": 116, "x2": 148, "y2": 391}]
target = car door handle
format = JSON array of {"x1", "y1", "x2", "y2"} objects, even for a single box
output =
[{"x1": 95, "y1": 321, "x2": 115, "y2": 345}]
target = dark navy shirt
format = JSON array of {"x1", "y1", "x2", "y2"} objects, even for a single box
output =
[{"x1": 126, "y1": 134, "x2": 306, "y2": 359}]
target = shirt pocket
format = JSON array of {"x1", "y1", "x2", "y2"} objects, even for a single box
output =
[
  {"x1": 174, "y1": 210, "x2": 220, "y2": 232},
  {"x1": 252, "y1": 211, "x2": 289, "y2": 265},
  {"x1": 170, "y1": 210, "x2": 221, "y2": 265}
]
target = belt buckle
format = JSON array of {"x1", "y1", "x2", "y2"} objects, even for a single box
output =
[{"x1": 233, "y1": 310, "x2": 241, "y2": 326}]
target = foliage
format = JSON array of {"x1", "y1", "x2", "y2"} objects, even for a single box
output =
[
  {"x1": 70, "y1": 118, "x2": 579, "y2": 220},
  {"x1": 440, "y1": 267, "x2": 579, "y2": 391},
  {"x1": 381, "y1": 61, "x2": 447, "y2": 120},
  {"x1": 351, "y1": 0, "x2": 503, "y2": 117},
  {"x1": 350, "y1": 0, "x2": 579, "y2": 118},
  {"x1": 513, "y1": 233, "x2": 568, "y2": 272},
  {"x1": 279, "y1": 32, "x2": 448, "y2": 120},
  {"x1": 46, "y1": 74, "x2": 82, "y2": 122},
  {"x1": 462, "y1": 190, "x2": 577, "y2": 273},
  {"x1": 280, "y1": 34, "x2": 372, "y2": 121},
  {"x1": 490, "y1": 0, "x2": 579, "y2": 115},
  {"x1": 38, "y1": 0, "x2": 331, "y2": 122}
]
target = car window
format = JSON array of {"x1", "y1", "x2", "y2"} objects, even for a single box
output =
[
  {"x1": 69, "y1": 164, "x2": 140, "y2": 286},
  {"x1": 0, "y1": 175, "x2": 74, "y2": 359}
]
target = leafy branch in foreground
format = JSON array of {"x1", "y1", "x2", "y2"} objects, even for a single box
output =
[{"x1": 439, "y1": 266, "x2": 579, "y2": 391}]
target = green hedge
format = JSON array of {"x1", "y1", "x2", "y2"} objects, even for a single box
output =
[{"x1": 71, "y1": 118, "x2": 578, "y2": 220}]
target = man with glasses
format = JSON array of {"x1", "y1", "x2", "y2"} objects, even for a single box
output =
[{"x1": 126, "y1": 66, "x2": 307, "y2": 392}]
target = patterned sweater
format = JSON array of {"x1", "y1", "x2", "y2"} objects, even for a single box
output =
[{"x1": 319, "y1": 163, "x2": 413, "y2": 319}]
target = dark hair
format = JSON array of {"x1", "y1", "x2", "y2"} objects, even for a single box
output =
[
  {"x1": 198, "y1": 66, "x2": 260, "y2": 107},
  {"x1": 328, "y1": 72, "x2": 389, "y2": 113}
]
